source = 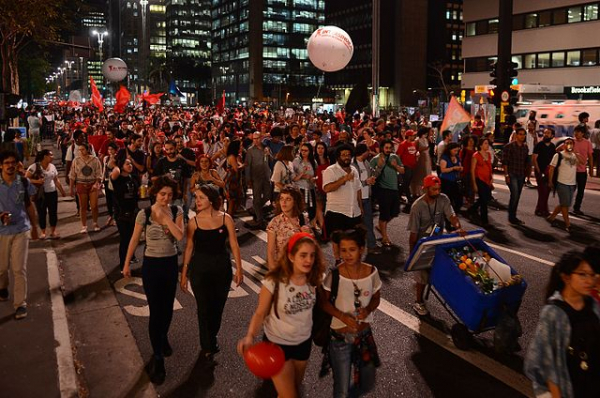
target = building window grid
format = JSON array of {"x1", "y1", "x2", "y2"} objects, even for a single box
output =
[
  {"x1": 465, "y1": 47, "x2": 600, "y2": 72},
  {"x1": 465, "y1": 1, "x2": 600, "y2": 36}
]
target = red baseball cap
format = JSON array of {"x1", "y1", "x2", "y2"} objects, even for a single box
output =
[
  {"x1": 157, "y1": 132, "x2": 166, "y2": 137},
  {"x1": 405, "y1": 130, "x2": 416, "y2": 137},
  {"x1": 423, "y1": 175, "x2": 441, "y2": 188}
]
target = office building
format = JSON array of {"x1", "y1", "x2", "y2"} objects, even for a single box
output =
[
  {"x1": 462, "y1": 0, "x2": 600, "y2": 101},
  {"x1": 165, "y1": 0, "x2": 212, "y2": 100},
  {"x1": 325, "y1": 0, "x2": 431, "y2": 109},
  {"x1": 211, "y1": 0, "x2": 325, "y2": 106}
]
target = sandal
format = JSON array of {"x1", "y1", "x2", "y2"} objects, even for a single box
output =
[
  {"x1": 93, "y1": 225, "x2": 101, "y2": 232},
  {"x1": 80, "y1": 226, "x2": 88, "y2": 234},
  {"x1": 49, "y1": 233, "x2": 61, "y2": 239}
]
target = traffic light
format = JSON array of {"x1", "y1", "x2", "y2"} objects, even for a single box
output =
[
  {"x1": 489, "y1": 89, "x2": 496, "y2": 105},
  {"x1": 507, "y1": 61, "x2": 519, "y2": 80},
  {"x1": 489, "y1": 62, "x2": 498, "y2": 87},
  {"x1": 0, "y1": 93, "x2": 21, "y2": 121}
]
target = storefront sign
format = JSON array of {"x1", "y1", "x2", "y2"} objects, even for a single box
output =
[{"x1": 569, "y1": 86, "x2": 600, "y2": 94}]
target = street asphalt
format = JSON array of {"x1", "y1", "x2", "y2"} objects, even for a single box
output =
[{"x1": 2, "y1": 140, "x2": 600, "y2": 398}]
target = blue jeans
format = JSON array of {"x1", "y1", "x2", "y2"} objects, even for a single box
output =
[
  {"x1": 507, "y1": 174, "x2": 525, "y2": 221},
  {"x1": 329, "y1": 337, "x2": 376, "y2": 398},
  {"x1": 362, "y1": 198, "x2": 376, "y2": 249}
]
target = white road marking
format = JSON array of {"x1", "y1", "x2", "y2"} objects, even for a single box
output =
[
  {"x1": 240, "y1": 262, "x2": 534, "y2": 397},
  {"x1": 487, "y1": 243, "x2": 554, "y2": 266},
  {"x1": 46, "y1": 249, "x2": 78, "y2": 398},
  {"x1": 114, "y1": 277, "x2": 183, "y2": 317},
  {"x1": 252, "y1": 255, "x2": 267, "y2": 266},
  {"x1": 378, "y1": 299, "x2": 534, "y2": 397}
]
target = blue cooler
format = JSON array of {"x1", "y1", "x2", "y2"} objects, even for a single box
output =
[{"x1": 404, "y1": 230, "x2": 527, "y2": 332}]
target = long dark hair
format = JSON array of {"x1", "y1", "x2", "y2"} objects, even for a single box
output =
[
  {"x1": 545, "y1": 251, "x2": 589, "y2": 299},
  {"x1": 315, "y1": 142, "x2": 329, "y2": 166},
  {"x1": 299, "y1": 143, "x2": 316, "y2": 173},
  {"x1": 226, "y1": 139, "x2": 241, "y2": 157}
]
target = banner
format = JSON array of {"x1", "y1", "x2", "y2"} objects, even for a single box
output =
[
  {"x1": 90, "y1": 77, "x2": 104, "y2": 112},
  {"x1": 441, "y1": 96, "x2": 472, "y2": 141},
  {"x1": 114, "y1": 86, "x2": 131, "y2": 114}
]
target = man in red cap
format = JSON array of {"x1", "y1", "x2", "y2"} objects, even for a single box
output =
[
  {"x1": 397, "y1": 130, "x2": 418, "y2": 209},
  {"x1": 407, "y1": 175, "x2": 464, "y2": 316}
]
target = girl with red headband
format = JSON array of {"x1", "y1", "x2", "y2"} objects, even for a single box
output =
[{"x1": 238, "y1": 232, "x2": 325, "y2": 397}]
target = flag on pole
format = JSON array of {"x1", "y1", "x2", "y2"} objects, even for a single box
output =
[
  {"x1": 90, "y1": 77, "x2": 104, "y2": 112},
  {"x1": 168, "y1": 81, "x2": 185, "y2": 97},
  {"x1": 441, "y1": 95, "x2": 472, "y2": 141},
  {"x1": 142, "y1": 91, "x2": 164, "y2": 105},
  {"x1": 114, "y1": 86, "x2": 131, "y2": 114},
  {"x1": 216, "y1": 90, "x2": 225, "y2": 114}
]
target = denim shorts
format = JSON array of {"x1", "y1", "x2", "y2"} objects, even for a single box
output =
[{"x1": 556, "y1": 182, "x2": 575, "y2": 208}]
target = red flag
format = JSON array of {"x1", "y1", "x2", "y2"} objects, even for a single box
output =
[
  {"x1": 90, "y1": 77, "x2": 104, "y2": 112},
  {"x1": 114, "y1": 86, "x2": 131, "y2": 114},
  {"x1": 142, "y1": 92, "x2": 164, "y2": 105},
  {"x1": 216, "y1": 90, "x2": 225, "y2": 114}
]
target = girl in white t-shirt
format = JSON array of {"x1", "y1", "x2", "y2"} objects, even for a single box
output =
[
  {"x1": 321, "y1": 228, "x2": 382, "y2": 397},
  {"x1": 238, "y1": 232, "x2": 325, "y2": 397}
]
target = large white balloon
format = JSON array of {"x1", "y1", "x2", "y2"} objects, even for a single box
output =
[
  {"x1": 307, "y1": 26, "x2": 354, "y2": 73},
  {"x1": 102, "y1": 58, "x2": 128, "y2": 82}
]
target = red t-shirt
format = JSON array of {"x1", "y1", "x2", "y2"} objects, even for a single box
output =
[
  {"x1": 396, "y1": 140, "x2": 418, "y2": 168},
  {"x1": 473, "y1": 151, "x2": 493, "y2": 185}
]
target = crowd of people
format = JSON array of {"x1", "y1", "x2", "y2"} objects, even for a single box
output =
[{"x1": 1, "y1": 102, "x2": 599, "y2": 397}]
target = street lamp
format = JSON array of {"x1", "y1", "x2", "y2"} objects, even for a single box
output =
[
  {"x1": 92, "y1": 30, "x2": 108, "y2": 60},
  {"x1": 140, "y1": 0, "x2": 148, "y2": 93}
]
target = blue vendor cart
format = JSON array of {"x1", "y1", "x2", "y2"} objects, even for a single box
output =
[{"x1": 404, "y1": 229, "x2": 527, "y2": 350}]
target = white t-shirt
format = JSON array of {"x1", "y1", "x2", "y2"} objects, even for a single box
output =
[
  {"x1": 323, "y1": 265, "x2": 382, "y2": 330},
  {"x1": 355, "y1": 159, "x2": 371, "y2": 199},
  {"x1": 65, "y1": 143, "x2": 96, "y2": 162},
  {"x1": 26, "y1": 163, "x2": 58, "y2": 193},
  {"x1": 271, "y1": 160, "x2": 293, "y2": 193},
  {"x1": 323, "y1": 162, "x2": 362, "y2": 217},
  {"x1": 263, "y1": 278, "x2": 316, "y2": 345},
  {"x1": 550, "y1": 152, "x2": 577, "y2": 186}
]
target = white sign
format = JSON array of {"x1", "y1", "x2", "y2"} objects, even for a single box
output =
[{"x1": 570, "y1": 86, "x2": 600, "y2": 94}]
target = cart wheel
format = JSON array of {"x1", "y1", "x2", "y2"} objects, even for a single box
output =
[{"x1": 451, "y1": 324, "x2": 471, "y2": 350}]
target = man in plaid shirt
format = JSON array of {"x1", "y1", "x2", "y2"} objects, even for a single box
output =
[{"x1": 502, "y1": 127, "x2": 529, "y2": 225}]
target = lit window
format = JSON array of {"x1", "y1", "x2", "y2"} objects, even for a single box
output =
[
  {"x1": 568, "y1": 6, "x2": 582, "y2": 23},
  {"x1": 537, "y1": 53, "x2": 550, "y2": 68},
  {"x1": 584, "y1": 4, "x2": 599, "y2": 21},
  {"x1": 524, "y1": 54, "x2": 536, "y2": 69},
  {"x1": 566, "y1": 50, "x2": 580, "y2": 66},
  {"x1": 551, "y1": 52, "x2": 565, "y2": 67}
]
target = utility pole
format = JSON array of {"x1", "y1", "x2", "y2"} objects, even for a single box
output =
[
  {"x1": 372, "y1": 0, "x2": 380, "y2": 117},
  {"x1": 494, "y1": 0, "x2": 513, "y2": 132}
]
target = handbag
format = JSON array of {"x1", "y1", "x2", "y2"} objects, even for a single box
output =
[
  {"x1": 31, "y1": 163, "x2": 45, "y2": 202},
  {"x1": 311, "y1": 268, "x2": 340, "y2": 347}
]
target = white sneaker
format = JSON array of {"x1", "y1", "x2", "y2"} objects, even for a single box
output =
[{"x1": 412, "y1": 302, "x2": 429, "y2": 316}]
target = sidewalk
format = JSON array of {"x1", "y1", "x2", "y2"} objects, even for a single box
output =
[{"x1": 6, "y1": 140, "x2": 157, "y2": 398}]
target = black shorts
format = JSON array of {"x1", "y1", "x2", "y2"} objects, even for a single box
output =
[
  {"x1": 377, "y1": 188, "x2": 400, "y2": 221},
  {"x1": 263, "y1": 335, "x2": 312, "y2": 361},
  {"x1": 325, "y1": 211, "x2": 362, "y2": 243}
]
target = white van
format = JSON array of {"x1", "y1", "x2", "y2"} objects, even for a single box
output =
[{"x1": 515, "y1": 100, "x2": 600, "y2": 137}]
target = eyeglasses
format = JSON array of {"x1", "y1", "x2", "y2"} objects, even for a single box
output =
[{"x1": 572, "y1": 272, "x2": 599, "y2": 280}]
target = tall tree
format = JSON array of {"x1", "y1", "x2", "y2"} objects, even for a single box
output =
[{"x1": 0, "y1": 0, "x2": 71, "y2": 94}]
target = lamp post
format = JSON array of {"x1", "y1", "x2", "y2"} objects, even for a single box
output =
[
  {"x1": 92, "y1": 30, "x2": 108, "y2": 61},
  {"x1": 372, "y1": 0, "x2": 380, "y2": 117},
  {"x1": 64, "y1": 60, "x2": 74, "y2": 90},
  {"x1": 140, "y1": 0, "x2": 148, "y2": 93}
]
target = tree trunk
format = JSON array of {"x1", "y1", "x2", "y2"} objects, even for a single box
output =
[
  {"x1": 0, "y1": 43, "x2": 9, "y2": 92},
  {"x1": 9, "y1": 47, "x2": 19, "y2": 94}
]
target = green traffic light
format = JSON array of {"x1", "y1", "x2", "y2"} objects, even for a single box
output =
[{"x1": 511, "y1": 78, "x2": 519, "y2": 86}]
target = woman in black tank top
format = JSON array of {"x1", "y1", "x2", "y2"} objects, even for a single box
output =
[{"x1": 181, "y1": 184, "x2": 243, "y2": 359}]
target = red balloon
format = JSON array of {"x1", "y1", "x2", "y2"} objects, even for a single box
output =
[{"x1": 243, "y1": 342, "x2": 285, "y2": 379}]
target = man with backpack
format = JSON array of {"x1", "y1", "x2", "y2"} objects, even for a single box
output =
[{"x1": 0, "y1": 150, "x2": 39, "y2": 320}]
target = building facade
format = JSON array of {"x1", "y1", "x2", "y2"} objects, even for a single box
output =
[
  {"x1": 211, "y1": 0, "x2": 325, "y2": 106},
  {"x1": 324, "y1": 0, "x2": 431, "y2": 109},
  {"x1": 462, "y1": 0, "x2": 600, "y2": 101},
  {"x1": 165, "y1": 0, "x2": 212, "y2": 100}
]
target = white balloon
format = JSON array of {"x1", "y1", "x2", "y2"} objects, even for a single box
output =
[
  {"x1": 102, "y1": 58, "x2": 128, "y2": 82},
  {"x1": 307, "y1": 26, "x2": 354, "y2": 73}
]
